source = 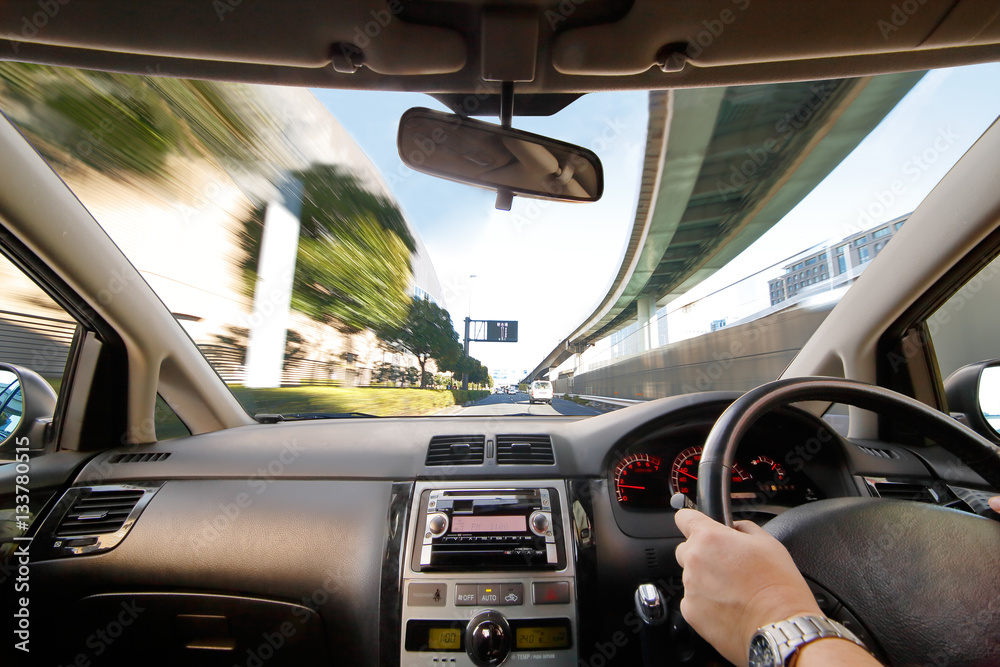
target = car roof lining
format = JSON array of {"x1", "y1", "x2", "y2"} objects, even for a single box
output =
[{"x1": 1, "y1": 0, "x2": 999, "y2": 94}]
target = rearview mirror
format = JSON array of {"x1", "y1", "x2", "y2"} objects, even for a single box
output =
[{"x1": 397, "y1": 107, "x2": 603, "y2": 210}]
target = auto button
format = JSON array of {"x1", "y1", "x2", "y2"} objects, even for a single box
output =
[{"x1": 478, "y1": 584, "x2": 501, "y2": 605}]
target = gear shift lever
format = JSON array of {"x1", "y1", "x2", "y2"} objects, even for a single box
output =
[{"x1": 634, "y1": 583, "x2": 668, "y2": 665}]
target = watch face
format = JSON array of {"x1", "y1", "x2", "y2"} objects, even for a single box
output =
[{"x1": 748, "y1": 634, "x2": 777, "y2": 667}]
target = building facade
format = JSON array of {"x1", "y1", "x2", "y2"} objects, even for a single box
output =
[{"x1": 768, "y1": 214, "x2": 908, "y2": 306}]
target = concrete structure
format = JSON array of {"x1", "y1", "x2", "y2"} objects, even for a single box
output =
[{"x1": 526, "y1": 72, "x2": 925, "y2": 384}]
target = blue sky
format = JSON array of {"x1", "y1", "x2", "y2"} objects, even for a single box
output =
[{"x1": 313, "y1": 62, "x2": 1000, "y2": 379}]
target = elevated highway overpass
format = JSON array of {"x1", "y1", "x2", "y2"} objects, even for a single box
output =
[{"x1": 525, "y1": 72, "x2": 924, "y2": 392}]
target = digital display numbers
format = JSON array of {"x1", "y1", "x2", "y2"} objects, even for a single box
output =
[
  {"x1": 451, "y1": 515, "x2": 527, "y2": 533},
  {"x1": 515, "y1": 626, "x2": 569, "y2": 650},
  {"x1": 427, "y1": 628, "x2": 462, "y2": 650}
]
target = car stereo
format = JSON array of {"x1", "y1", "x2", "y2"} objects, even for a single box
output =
[{"x1": 414, "y1": 487, "x2": 565, "y2": 571}]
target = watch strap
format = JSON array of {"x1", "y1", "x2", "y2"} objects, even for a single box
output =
[{"x1": 758, "y1": 615, "x2": 867, "y2": 666}]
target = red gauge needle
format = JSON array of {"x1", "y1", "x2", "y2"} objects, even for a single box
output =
[
  {"x1": 618, "y1": 484, "x2": 646, "y2": 490},
  {"x1": 679, "y1": 473, "x2": 698, "y2": 480}
]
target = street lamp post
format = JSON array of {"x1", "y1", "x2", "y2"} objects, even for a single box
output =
[{"x1": 462, "y1": 274, "x2": 476, "y2": 390}]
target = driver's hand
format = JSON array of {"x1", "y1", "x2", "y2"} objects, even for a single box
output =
[
  {"x1": 990, "y1": 496, "x2": 1000, "y2": 513},
  {"x1": 674, "y1": 508, "x2": 822, "y2": 667}
]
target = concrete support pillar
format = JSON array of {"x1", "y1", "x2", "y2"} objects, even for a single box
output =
[
  {"x1": 657, "y1": 306, "x2": 668, "y2": 347},
  {"x1": 637, "y1": 293, "x2": 655, "y2": 352},
  {"x1": 244, "y1": 178, "x2": 303, "y2": 388}
]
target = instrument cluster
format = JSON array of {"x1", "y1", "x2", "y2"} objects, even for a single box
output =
[{"x1": 613, "y1": 444, "x2": 819, "y2": 510}]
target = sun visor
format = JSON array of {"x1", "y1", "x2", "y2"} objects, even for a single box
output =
[
  {"x1": 0, "y1": 0, "x2": 466, "y2": 75},
  {"x1": 552, "y1": 0, "x2": 1000, "y2": 76}
]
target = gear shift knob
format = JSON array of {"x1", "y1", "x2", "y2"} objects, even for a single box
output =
[{"x1": 634, "y1": 583, "x2": 668, "y2": 626}]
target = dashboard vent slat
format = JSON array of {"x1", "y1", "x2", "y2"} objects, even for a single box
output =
[
  {"x1": 856, "y1": 446, "x2": 899, "y2": 459},
  {"x1": 871, "y1": 481, "x2": 937, "y2": 503},
  {"x1": 496, "y1": 434, "x2": 555, "y2": 465},
  {"x1": 425, "y1": 435, "x2": 485, "y2": 466},
  {"x1": 55, "y1": 489, "x2": 145, "y2": 537},
  {"x1": 109, "y1": 452, "x2": 171, "y2": 464}
]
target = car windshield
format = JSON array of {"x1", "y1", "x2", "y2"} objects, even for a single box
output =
[{"x1": 1, "y1": 62, "x2": 999, "y2": 421}]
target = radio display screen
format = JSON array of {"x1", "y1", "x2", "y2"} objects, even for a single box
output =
[{"x1": 451, "y1": 515, "x2": 527, "y2": 533}]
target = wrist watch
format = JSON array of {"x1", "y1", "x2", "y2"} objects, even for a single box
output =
[{"x1": 748, "y1": 615, "x2": 868, "y2": 667}]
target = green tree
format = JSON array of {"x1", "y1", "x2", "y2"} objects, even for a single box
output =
[
  {"x1": 0, "y1": 62, "x2": 264, "y2": 182},
  {"x1": 240, "y1": 165, "x2": 416, "y2": 333},
  {"x1": 377, "y1": 299, "x2": 460, "y2": 388}
]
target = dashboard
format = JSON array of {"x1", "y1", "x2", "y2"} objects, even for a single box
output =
[{"x1": 5, "y1": 392, "x2": 994, "y2": 667}]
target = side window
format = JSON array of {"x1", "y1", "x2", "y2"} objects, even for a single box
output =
[
  {"x1": 0, "y1": 250, "x2": 76, "y2": 457},
  {"x1": 927, "y1": 253, "x2": 1000, "y2": 382},
  {"x1": 155, "y1": 394, "x2": 190, "y2": 440}
]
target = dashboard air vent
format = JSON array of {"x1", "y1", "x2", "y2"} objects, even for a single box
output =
[
  {"x1": 497, "y1": 434, "x2": 555, "y2": 465},
  {"x1": 870, "y1": 481, "x2": 937, "y2": 503},
  {"x1": 56, "y1": 489, "x2": 146, "y2": 537},
  {"x1": 856, "y1": 446, "x2": 899, "y2": 459},
  {"x1": 425, "y1": 435, "x2": 485, "y2": 466},
  {"x1": 109, "y1": 452, "x2": 171, "y2": 464}
]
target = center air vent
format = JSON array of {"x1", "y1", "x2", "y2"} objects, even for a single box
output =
[
  {"x1": 869, "y1": 480, "x2": 938, "y2": 503},
  {"x1": 425, "y1": 435, "x2": 485, "y2": 466},
  {"x1": 496, "y1": 434, "x2": 555, "y2": 465},
  {"x1": 56, "y1": 488, "x2": 146, "y2": 537}
]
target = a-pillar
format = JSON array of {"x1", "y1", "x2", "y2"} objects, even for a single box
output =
[{"x1": 244, "y1": 177, "x2": 304, "y2": 388}]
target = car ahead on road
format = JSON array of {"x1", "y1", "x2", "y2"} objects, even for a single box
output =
[
  {"x1": 529, "y1": 381, "x2": 554, "y2": 405},
  {"x1": 1, "y1": 3, "x2": 1000, "y2": 667}
]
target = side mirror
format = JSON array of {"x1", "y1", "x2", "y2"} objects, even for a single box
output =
[
  {"x1": 397, "y1": 107, "x2": 603, "y2": 210},
  {"x1": 0, "y1": 362, "x2": 56, "y2": 454},
  {"x1": 944, "y1": 360, "x2": 1000, "y2": 443}
]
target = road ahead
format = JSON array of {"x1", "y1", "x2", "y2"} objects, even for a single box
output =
[{"x1": 452, "y1": 392, "x2": 602, "y2": 416}]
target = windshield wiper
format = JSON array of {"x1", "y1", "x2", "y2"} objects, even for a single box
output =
[{"x1": 254, "y1": 412, "x2": 377, "y2": 423}]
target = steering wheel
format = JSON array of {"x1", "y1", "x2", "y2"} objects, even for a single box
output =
[{"x1": 697, "y1": 377, "x2": 1000, "y2": 666}]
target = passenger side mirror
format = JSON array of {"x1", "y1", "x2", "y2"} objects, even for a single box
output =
[
  {"x1": 978, "y1": 366, "x2": 1000, "y2": 435},
  {"x1": 397, "y1": 107, "x2": 603, "y2": 210},
  {"x1": 944, "y1": 360, "x2": 1000, "y2": 443},
  {"x1": 0, "y1": 362, "x2": 56, "y2": 454}
]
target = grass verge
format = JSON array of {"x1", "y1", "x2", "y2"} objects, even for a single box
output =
[{"x1": 229, "y1": 386, "x2": 489, "y2": 418}]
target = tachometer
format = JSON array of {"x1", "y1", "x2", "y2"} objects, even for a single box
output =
[
  {"x1": 748, "y1": 455, "x2": 788, "y2": 483},
  {"x1": 669, "y1": 446, "x2": 750, "y2": 497},
  {"x1": 614, "y1": 453, "x2": 668, "y2": 506}
]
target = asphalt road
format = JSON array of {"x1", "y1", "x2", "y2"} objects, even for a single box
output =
[{"x1": 453, "y1": 391, "x2": 602, "y2": 416}]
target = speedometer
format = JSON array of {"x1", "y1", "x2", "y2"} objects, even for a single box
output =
[
  {"x1": 669, "y1": 446, "x2": 750, "y2": 497},
  {"x1": 614, "y1": 453, "x2": 669, "y2": 506}
]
